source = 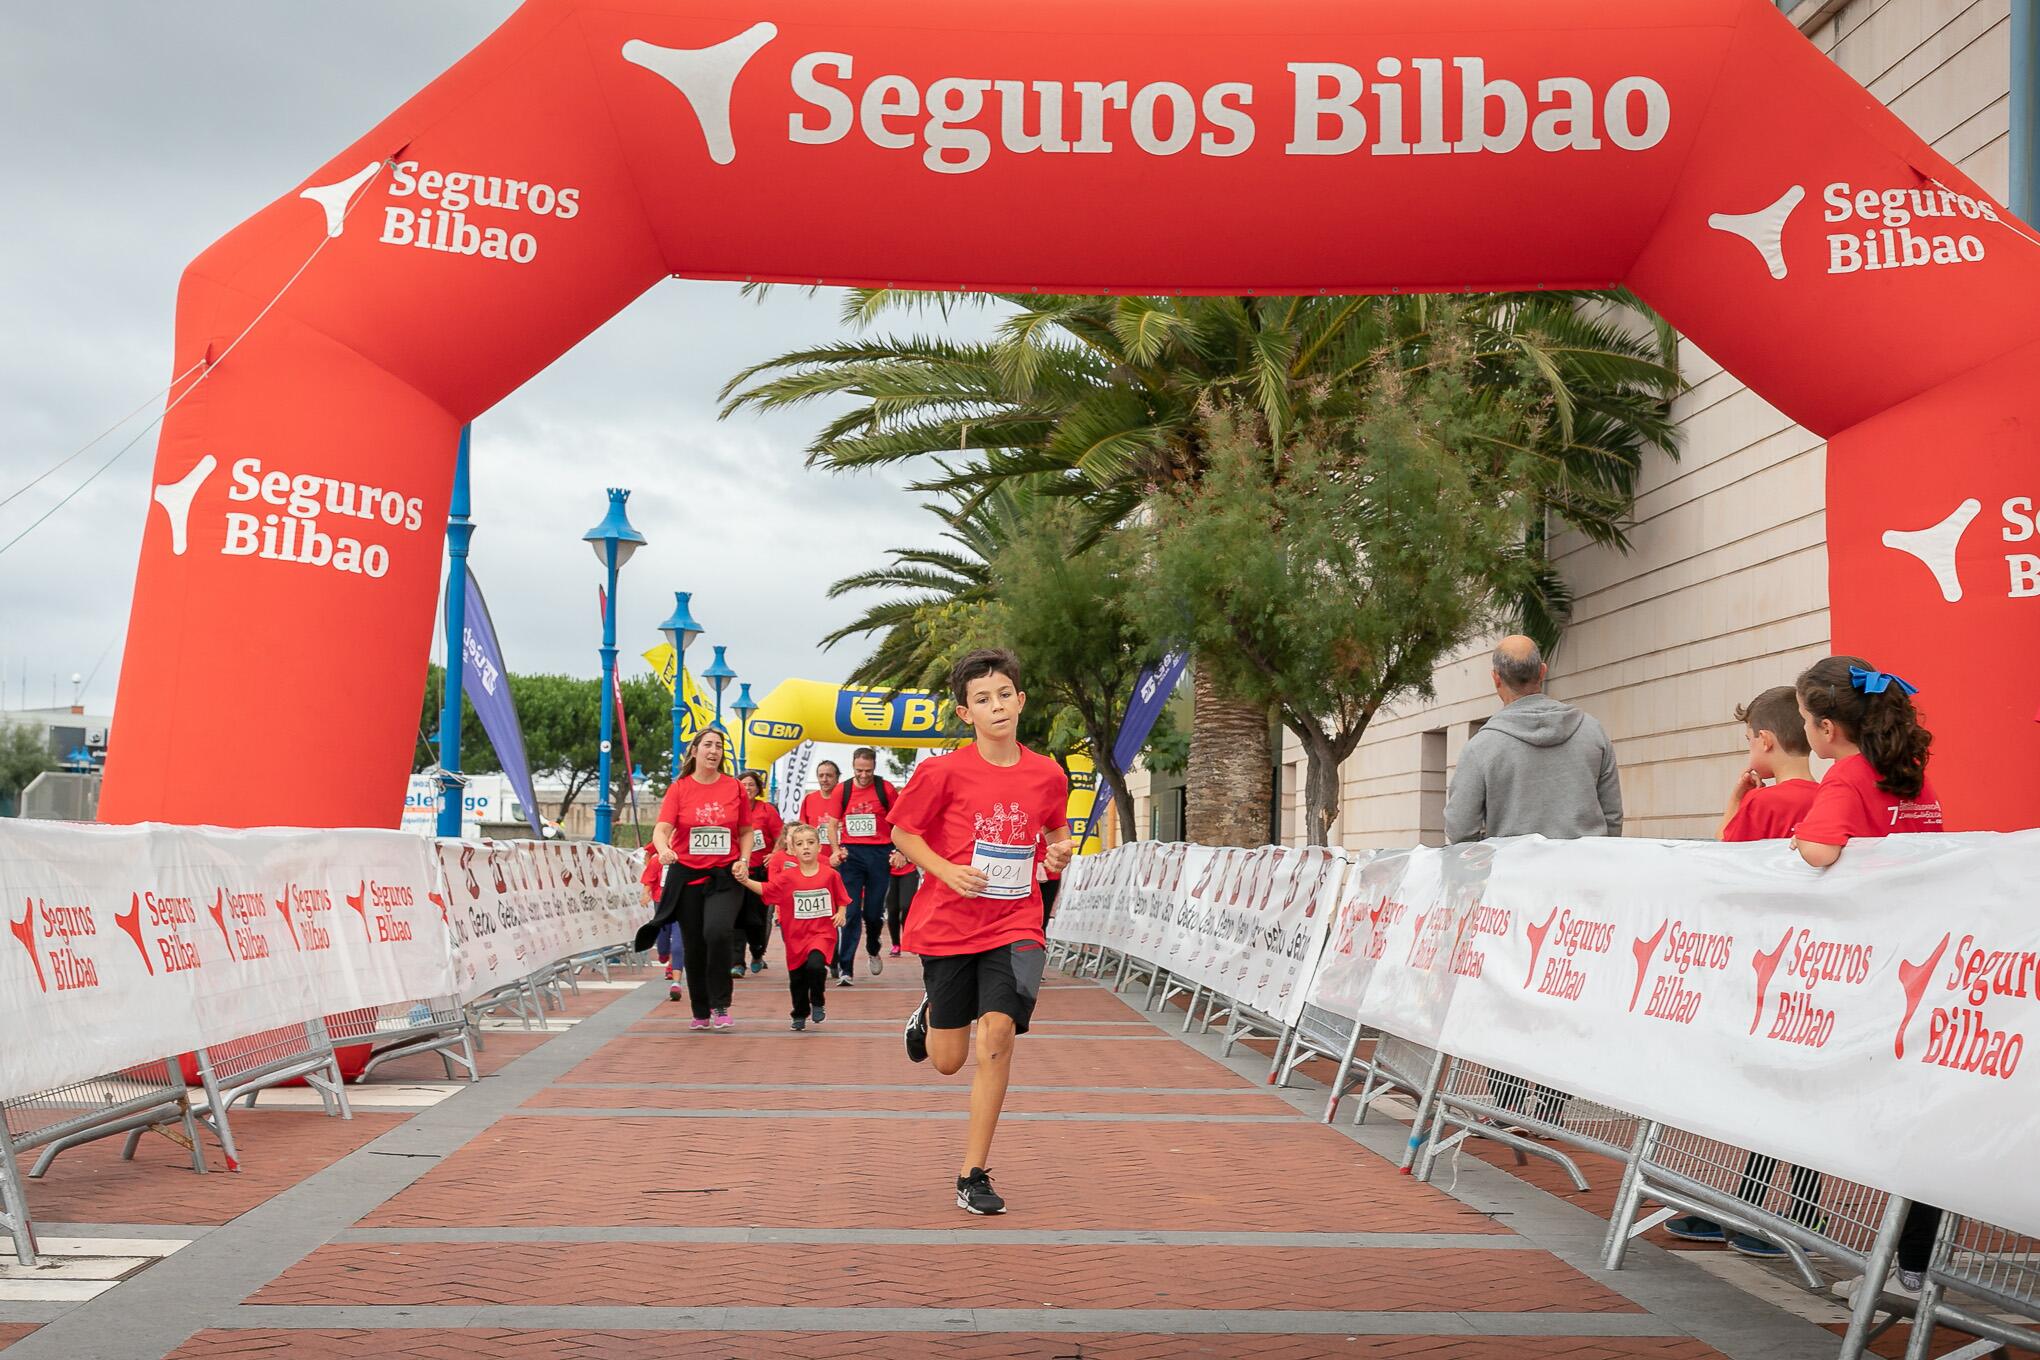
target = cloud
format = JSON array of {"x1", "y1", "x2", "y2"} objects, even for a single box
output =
[{"x1": 0, "y1": 2, "x2": 987, "y2": 792}]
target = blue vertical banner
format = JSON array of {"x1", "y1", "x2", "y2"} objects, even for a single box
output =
[
  {"x1": 461, "y1": 572, "x2": 543, "y2": 836},
  {"x1": 1081, "y1": 647, "x2": 1190, "y2": 849}
]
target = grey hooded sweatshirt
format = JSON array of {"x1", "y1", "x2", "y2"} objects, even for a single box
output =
[{"x1": 1443, "y1": 694, "x2": 1624, "y2": 843}]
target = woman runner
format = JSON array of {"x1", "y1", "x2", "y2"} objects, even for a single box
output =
[{"x1": 633, "y1": 729, "x2": 753, "y2": 1030}]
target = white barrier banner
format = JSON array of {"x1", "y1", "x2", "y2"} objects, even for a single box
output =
[
  {"x1": 1068, "y1": 832, "x2": 2040, "y2": 1236},
  {"x1": 0, "y1": 820, "x2": 452, "y2": 1102},
  {"x1": 436, "y1": 838, "x2": 640, "y2": 1003}
]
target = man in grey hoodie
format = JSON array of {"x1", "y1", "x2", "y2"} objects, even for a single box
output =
[{"x1": 1444, "y1": 636, "x2": 1623, "y2": 843}]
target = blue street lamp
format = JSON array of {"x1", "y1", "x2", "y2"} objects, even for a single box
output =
[
  {"x1": 732, "y1": 682, "x2": 758, "y2": 771},
  {"x1": 583, "y1": 488, "x2": 645, "y2": 844},
  {"x1": 658, "y1": 591, "x2": 702, "y2": 777},
  {"x1": 435, "y1": 426, "x2": 475, "y2": 839},
  {"x1": 702, "y1": 645, "x2": 737, "y2": 770}
]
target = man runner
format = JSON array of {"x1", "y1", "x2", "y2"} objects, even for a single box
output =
[
  {"x1": 830, "y1": 747, "x2": 897, "y2": 982},
  {"x1": 893, "y1": 649, "x2": 1071, "y2": 1215},
  {"x1": 800, "y1": 761, "x2": 844, "y2": 865}
]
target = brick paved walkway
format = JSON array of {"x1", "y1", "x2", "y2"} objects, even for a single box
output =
[{"x1": 0, "y1": 961, "x2": 1994, "y2": 1358}]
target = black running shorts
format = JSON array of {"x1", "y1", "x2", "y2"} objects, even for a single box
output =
[{"x1": 921, "y1": 940, "x2": 1046, "y2": 1034}]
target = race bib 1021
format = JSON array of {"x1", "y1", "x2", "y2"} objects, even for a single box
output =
[
  {"x1": 971, "y1": 839, "x2": 1034, "y2": 900},
  {"x1": 792, "y1": 888, "x2": 833, "y2": 920},
  {"x1": 689, "y1": 825, "x2": 732, "y2": 857}
]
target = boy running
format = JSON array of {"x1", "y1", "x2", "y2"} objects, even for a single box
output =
[{"x1": 893, "y1": 649, "x2": 1071, "y2": 1215}]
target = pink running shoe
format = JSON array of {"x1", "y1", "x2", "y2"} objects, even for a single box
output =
[
  {"x1": 711, "y1": 1009, "x2": 733, "y2": 1030},
  {"x1": 689, "y1": 1017, "x2": 711, "y2": 1031},
  {"x1": 889, "y1": 946, "x2": 902, "y2": 957}
]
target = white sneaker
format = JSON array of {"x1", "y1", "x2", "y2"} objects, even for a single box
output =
[
  {"x1": 1832, "y1": 1268, "x2": 1923, "y2": 1304},
  {"x1": 870, "y1": 950, "x2": 883, "y2": 975}
]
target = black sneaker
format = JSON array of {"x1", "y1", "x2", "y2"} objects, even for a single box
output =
[
  {"x1": 956, "y1": 1167, "x2": 1005, "y2": 1215},
  {"x1": 904, "y1": 996, "x2": 930, "y2": 1063},
  {"x1": 791, "y1": 1016, "x2": 806, "y2": 1032},
  {"x1": 811, "y1": 1005, "x2": 825, "y2": 1025}
]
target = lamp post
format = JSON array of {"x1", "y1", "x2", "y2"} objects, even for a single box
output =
[
  {"x1": 582, "y1": 488, "x2": 645, "y2": 844},
  {"x1": 732, "y1": 682, "x2": 758, "y2": 772},
  {"x1": 702, "y1": 645, "x2": 736, "y2": 771},
  {"x1": 435, "y1": 425, "x2": 474, "y2": 838},
  {"x1": 658, "y1": 591, "x2": 702, "y2": 778}
]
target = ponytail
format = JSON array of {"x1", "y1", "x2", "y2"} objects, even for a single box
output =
[{"x1": 1795, "y1": 655, "x2": 1932, "y2": 800}]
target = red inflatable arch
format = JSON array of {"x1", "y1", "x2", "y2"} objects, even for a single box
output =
[{"x1": 105, "y1": 0, "x2": 2040, "y2": 831}]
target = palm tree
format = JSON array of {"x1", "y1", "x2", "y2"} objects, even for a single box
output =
[
  {"x1": 819, "y1": 471, "x2": 1025, "y2": 692},
  {"x1": 724, "y1": 290, "x2": 1682, "y2": 846}
]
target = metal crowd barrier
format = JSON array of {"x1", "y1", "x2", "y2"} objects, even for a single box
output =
[
  {"x1": 324, "y1": 996, "x2": 477, "y2": 1084},
  {"x1": 1055, "y1": 890, "x2": 2040, "y2": 1360},
  {"x1": 151, "y1": 1020, "x2": 351, "y2": 1173},
  {"x1": 1412, "y1": 1055, "x2": 1640, "y2": 1195},
  {"x1": 2, "y1": 1060, "x2": 206, "y2": 1184},
  {"x1": 1907, "y1": 1215, "x2": 2040, "y2": 1358},
  {"x1": 1, "y1": 1118, "x2": 41, "y2": 1266}
]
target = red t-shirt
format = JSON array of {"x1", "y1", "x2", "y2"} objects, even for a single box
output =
[
  {"x1": 747, "y1": 799, "x2": 785, "y2": 867},
  {"x1": 835, "y1": 778, "x2": 897, "y2": 846},
  {"x1": 1794, "y1": 754, "x2": 1946, "y2": 847},
  {"x1": 1722, "y1": 778, "x2": 1820, "y2": 842},
  {"x1": 890, "y1": 853, "x2": 916, "y2": 878},
  {"x1": 657, "y1": 774, "x2": 753, "y2": 869},
  {"x1": 639, "y1": 844, "x2": 661, "y2": 891},
  {"x1": 801, "y1": 790, "x2": 842, "y2": 847},
  {"x1": 893, "y1": 744, "x2": 1069, "y2": 957},
  {"x1": 764, "y1": 861, "x2": 849, "y2": 968}
]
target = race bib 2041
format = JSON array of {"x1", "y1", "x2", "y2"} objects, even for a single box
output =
[
  {"x1": 792, "y1": 888, "x2": 833, "y2": 919},
  {"x1": 689, "y1": 825, "x2": 731, "y2": 857},
  {"x1": 971, "y1": 839, "x2": 1034, "y2": 900}
]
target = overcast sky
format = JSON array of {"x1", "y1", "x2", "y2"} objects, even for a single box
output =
[{"x1": 0, "y1": 4, "x2": 975, "y2": 779}]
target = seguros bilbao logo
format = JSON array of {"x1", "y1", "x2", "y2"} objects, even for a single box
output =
[{"x1": 623, "y1": 24, "x2": 1671, "y2": 173}]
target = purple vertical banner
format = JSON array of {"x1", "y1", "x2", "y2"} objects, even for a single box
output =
[
  {"x1": 1080, "y1": 647, "x2": 1189, "y2": 847},
  {"x1": 462, "y1": 572, "x2": 542, "y2": 836}
]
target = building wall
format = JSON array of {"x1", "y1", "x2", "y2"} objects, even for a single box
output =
[{"x1": 1132, "y1": 0, "x2": 2013, "y2": 851}]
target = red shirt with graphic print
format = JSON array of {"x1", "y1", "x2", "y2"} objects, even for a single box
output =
[
  {"x1": 892, "y1": 743, "x2": 1068, "y2": 958},
  {"x1": 835, "y1": 778, "x2": 897, "y2": 846},
  {"x1": 763, "y1": 862, "x2": 849, "y2": 968},
  {"x1": 1793, "y1": 754, "x2": 1945, "y2": 847},
  {"x1": 657, "y1": 774, "x2": 752, "y2": 870},
  {"x1": 747, "y1": 798, "x2": 785, "y2": 868}
]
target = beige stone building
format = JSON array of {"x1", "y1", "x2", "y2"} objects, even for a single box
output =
[{"x1": 1129, "y1": 0, "x2": 2013, "y2": 851}]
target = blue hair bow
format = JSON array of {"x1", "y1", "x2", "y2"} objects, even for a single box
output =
[{"x1": 1850, "y1": 666, "x2": 1918, "y2": 697}]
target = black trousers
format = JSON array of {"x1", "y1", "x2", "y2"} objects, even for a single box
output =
[
  {"x1": 666, "y1": 869, "x2": 743, "y2": 1018},
  {"x1": 1039, "y1": 877, "x2": 1061, "y2": 930},
  {"x1": 1898, "y1": 1204, "x2": 1944, "y2": 1273},
  {"x1": 739, "y1": 893, "x2": 771, "y2": 962},
  {"x1": 886, "y1": 870, "x2": 918, "y2": 946},
  {"x1": 788, "y1": 949, "x2": 829, "y2": 1018}
]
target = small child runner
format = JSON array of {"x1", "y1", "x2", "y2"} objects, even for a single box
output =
[
  {"x1": 892, "y1": 648, "x2": 1071, "y2": 1216},
  {"x1": 1666, "y1": 684, "x2": 1823, "y2": 1257},
  {"x1": 885, "y1": 849, "x2": 917, "y2": 959},
  {"x1": 744, "y1": 823, "x2": 849, "y2": 1030},
  {"x1": 640, "y1": 844, "x2": 683, "y2": 1003},
  {"x1": 736, "y1": 770, "x2": 784, "y2": 976},
  {"x1": 1790, "y1": 655, "x2": 1946, "y2": 1302}
]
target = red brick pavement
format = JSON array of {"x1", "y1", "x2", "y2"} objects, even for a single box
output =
[
  {"x1": 164, "y1": 1329, "x2": 1733, "y2": 1359},
  {"x1": 563, "y1": 1032, "x2": 1259, "y2": 1088},
  {"x1": 362, "y1": 1113, "x2": 1505, "y2": 1232},
  {"x1": 14, "y1": 1109, "x2": 401, "y2": 1224},
  {"x1": 522, "y1": 1085, "x2": 1283, "y2": 1115},
  {"x1": 254, "y1": 1241, "x2": 1634, "y2": 1311},
  {"x1": 0, "y1": 1325, "x2": 36, "y2": 1352}
]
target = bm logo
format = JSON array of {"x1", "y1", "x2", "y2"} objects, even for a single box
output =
[
  {"x1": 748, "y1": 718, "x2": 803, "y2": 743},
  {"x1": 835, "y1": 689, "x2": 955, "y2": 738}
]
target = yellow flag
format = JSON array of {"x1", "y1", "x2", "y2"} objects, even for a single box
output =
[{"x1": 641, "y1": 644, "x2": 719, "y2": 741}]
